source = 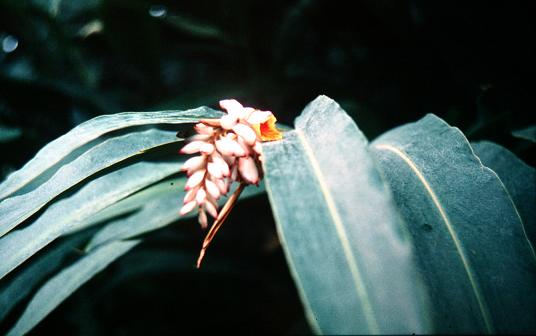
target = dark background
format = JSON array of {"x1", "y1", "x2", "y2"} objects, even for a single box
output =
[{"x1": 0, "y1": 0, "x2": 534, "y2": 334}]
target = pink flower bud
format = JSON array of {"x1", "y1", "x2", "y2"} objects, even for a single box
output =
[
  {"x1": 219, "y1": 99, "x2": 243, "y2": 118},
  {"x1": 198, "y1": 208, "x2": 208, "y2": 229},
  {"x1": 233, "y1": 123, "x2": 257, "y2": 146},
  {"x1": 184, "y1": 186, "x2": 199, "y2": 203},
  {"x1": 241, "y1": 107, "x2": 255, "y2": 120},
  {"x1": 238, "y1": 157, "x2": 259, "y2": 184},
  {"x1": 215, "y1": 137, "x2": 246, "y2": 157},
  {"x1": 237, "y1": 136, "x2": 252, "y2": 156},
  {"x1": 180, "y1": 141, "x2": 206, "y2": 154},
  {"x1": 180, "y1": 200, "x2": 197, "y2": 215},
  {"x1": 181, "y1": 155, "x2": 206, "y2": 173},
  {"x1": 196, "y1": 188, "x2": 207, "y2": 205},
  {"x1": 216, "y1": 178, "x2": 228, "y2": 194},
  {"x1": 200, "y1": 142, "x2": 215, "y2": 155},
  {"x1": 207, "y1": 162, "x2": 223, "y2": 179},
  {"x1": 185, "y1": 170, "x2": 205, "y2": 190},
  {"x1": 205, "y1": 179, "x2": 221, "y2": 199},
  {"x1": 194, "y1": 123, "x2": 214, "y2": 135},
  {"x1": 211, "y1": 155, "x2": 230, "y2": 176},
  {"x1": 220, "y1": 114, "x2": 238, "y2": 130},
  {"x1": 204, "y1": 200, "x2": 218, "y2": 218},
  {"x1": 247, "y1": 110, "x2": 272, "y2": 124}
]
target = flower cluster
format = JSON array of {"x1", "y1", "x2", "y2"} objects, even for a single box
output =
[{"x1": 179, "y1": 99, "x2": 282, "y2": 228}]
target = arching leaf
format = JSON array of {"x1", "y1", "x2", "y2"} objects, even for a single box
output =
[
  {"x1": 0, "y1": 107, "x2": 222, "y2": 201},
  {"x1": 370, "y1": 115, "x2": 536, "y2": 333},
  {"x1": 262, "y1": 96, "x2": 431, "y2": 334}
]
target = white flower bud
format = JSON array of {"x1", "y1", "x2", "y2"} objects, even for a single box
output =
[
  {"x1": 247, "y1": 110, "x2": 272, "y2": 124},
  {"x1": 238, "y1": 157, "x2": 259, "y2": 184},
  {"x1": 180, "y1": 200, "x2": 197, "y2": 215},
  {"x1": 184, "y1": 186, "x2": 199, "y2": 203},
  {"x1": 181, "y1": 156, "x2": 206, "y2": 174},
  {"x1": 194, "y1": 123, "x2": 214, "y2": 135},
  {"x1": 185, "y1": 170, "x2": 205, "y2": 190},
  {"x1": 205, "y1": 179, "x2": 221, "y2": 199},
  {"x1": 219, "y1": 99, "x2": 244, "y2": 118},
  {"x1": 220, "y1": 114, "x2": 238, "y2": 130},
  {"x1": 196, "y1": 188, "x2": 207, "y2": 205},
  {"x1": 211, "y1": 155, "x2": 230, "y2": 176},
  {"x1": 207, "y1": 162, "x2": 223, "y2": 179},
  {"x1": 215, "y1": 137, "x2": 246, "y2": 157},
  {"x1": 200, "y1": 142, "x2": 215, "y2": 155},
  {"x1": 233, "y1": 123, "x2": 257, "y2": 146},
  {"x1": 204, "y1": 200, "x2": 218, "y2": 218},
  {"x1": 180, "y1": 141, "x2": 206, "y2": 154},
  {"x1": 198, "y1": 208, "x2": 208, "y2": 229}
]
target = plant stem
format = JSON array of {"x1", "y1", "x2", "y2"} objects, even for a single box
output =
[{"x1": 196, "y1": 182, "x2": 246, "y2": 268}]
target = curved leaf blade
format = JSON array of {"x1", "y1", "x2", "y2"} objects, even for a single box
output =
[
  {"x1": 0, "y1": 107, "x2": 222, "y2": 201},
  {"x1": 1, "y1": 179, "x2": 265, "y2": 332},
  {"x1": 7, "y1": 240, "x2": 140, "y2": 336},
  {"x1": 370, "y1": 115, "x2": 536, "y2": 333},
  {"x1": 0, "y1": 160, "x2": 180, "y2": 280},
  {"x1": 0, "y1": 232, "x2": 92, "y2": 322},
  {"x1": 0, "y1": 129, "x2": 180, "y2": 237},
  {"x1": 262, "y1": 96, "x2": 431, "y2": 334},
  {"x1": 472, "y1": 141, "x2": 535, "y2": 247},
  {"x1": 85, "y1": 180, "x2": 266, "y2": 251}
]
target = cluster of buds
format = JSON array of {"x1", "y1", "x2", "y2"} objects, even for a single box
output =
[{"x1": 179, "y1": 99, "x2": 282, "y2": 229}]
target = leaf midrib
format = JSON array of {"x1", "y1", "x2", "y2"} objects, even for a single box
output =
[
  {"x1": 297, "y1": 130, "x2": 380, "y2": 334},
  {"x1": 374, "y1": 143, "x2": 494, "y2": 334}
]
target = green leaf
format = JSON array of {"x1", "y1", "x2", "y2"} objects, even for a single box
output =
[
  {"x1": 1, "y1": 177, "x2": 265, "y2": 332},
  {"x1": 262, "y1": 96, "x2": 431, "y2": 334},
  {"x1": 0, "y1": 128, "x2": 180, "y2": 236},
  {"x1": 472, "y1": 141, "x2": 536, "y2": 247},
  {"x1": 64, "y1": 177, "x2": 185, "y2": 237},
  {"x1": 0, "y1": 231, "x2": 92, "y2": 322},
  {"x1": 6, "y1": 240, "x2": 140, "y2": 336},
  {"x1": 512, "y1": 125, "x2": 536, "y2": 142},
  {"x1": 85, "y1": 180, "x2": 266, "y2": 251},
  {"x1": 370, "y1": 115, "x2": 536, "y2": 333},
  {"x1": 0, "y1": 160, "x2": 179, "y2": 280},
  {"x1": 0, "y1": 107, "x2": 222, "y2": 201}
]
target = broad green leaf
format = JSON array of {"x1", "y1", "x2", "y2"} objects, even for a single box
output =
[
  {"x1": 0, "y1": 128, "x2": 180, "y2": 237},
  {"x1": 85, "y1": 180, "x2": 266, "y2": 251},
  {"x1": 472, "y1": 141, "x2": 535, "y2": 247},
  {"x1": 512, "y1": 125, "x2": 536, "y2": 142},
  {"x1": 370, "y1": 115, "x2": 536, "y2": 333},
  {"x1": 262, "y1": 95, "x2": 431, "y2": 334},
  {"x1": 7, "y1": 240, "x2": 140, "y2": 336},
  {"x1": 0, "y1": 107, "x2": 222, "y2": 201},
  {"x1": 0, "y1": 160, "x2": 179, "y2": 280}
]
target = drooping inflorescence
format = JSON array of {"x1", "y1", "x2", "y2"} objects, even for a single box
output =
[{"x1": 178, "y1": 99, "x2": 282, "y2": 266}]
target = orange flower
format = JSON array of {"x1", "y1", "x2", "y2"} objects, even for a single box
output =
[{"x1": 251, "y1": 113, "x2": 282, "y2": 141}]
